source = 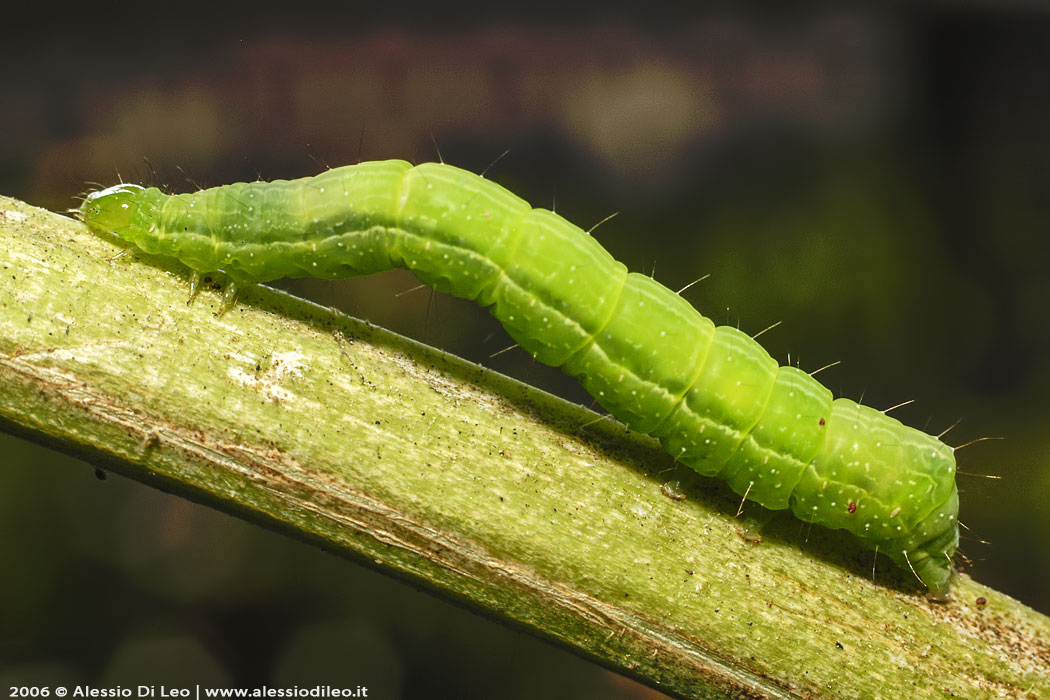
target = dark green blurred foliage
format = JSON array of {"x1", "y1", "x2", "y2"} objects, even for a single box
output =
[{"x1": 2, "y1": 3, "x2": 1047, "y2": 695}]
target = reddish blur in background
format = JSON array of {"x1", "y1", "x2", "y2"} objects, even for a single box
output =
[{"x1": 2, "y1": 4, "x2": 1048, "y2": 697}]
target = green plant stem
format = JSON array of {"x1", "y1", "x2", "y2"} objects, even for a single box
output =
[{"x1": 1, "y1": 195, "x2": 1047, "y2": 699}]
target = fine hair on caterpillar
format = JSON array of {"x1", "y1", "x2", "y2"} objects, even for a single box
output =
[{"x1": 79, "y1": 158, "x2": 963, "y2": 600}]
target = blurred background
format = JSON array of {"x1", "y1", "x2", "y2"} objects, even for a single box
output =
[{"x1": 2, "y1": 3, "x2": 1048, "y2": 697}]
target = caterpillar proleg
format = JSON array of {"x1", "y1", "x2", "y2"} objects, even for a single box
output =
[{"x1": 79, "y1": 159, "x2": 960, "y2": 599}]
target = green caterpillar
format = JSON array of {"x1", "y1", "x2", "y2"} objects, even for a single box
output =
[{"x1": 79, "y1": 159, "x2": 960, "y2": 599}]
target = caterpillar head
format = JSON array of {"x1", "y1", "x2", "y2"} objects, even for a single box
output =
[{"x1": 79, "y1": 184, "x2": 148, "y2": 238}]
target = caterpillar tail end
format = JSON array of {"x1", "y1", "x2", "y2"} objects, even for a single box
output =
[
  {"x1": 891, "y1": 481, "x2": 959, "y2": 602},
  {"x1": 889, "y1": 487, "x2": 959, "y2": 602},
  {"x1": 916, "y1": 555, "x2": 954, "y2": 602},
  {"x1": 889, "y1": 545, "x2": 954, "y2": 601}
]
